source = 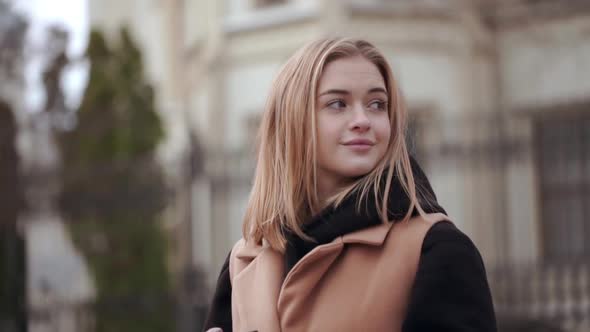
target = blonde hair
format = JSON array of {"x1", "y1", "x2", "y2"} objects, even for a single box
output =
[{"x1": 243, "y1": 37, "x2": 429, "y2": 252}]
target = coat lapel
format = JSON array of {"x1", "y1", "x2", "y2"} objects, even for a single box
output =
[
  {"x1": 230, "y1": 222, "x2": 396, "y2": 331},
  {"x1": 231, "y1": 240, "x2": 283, "y2": 332},
  {"x1": 229, "y1": 213, "x2": 450, "y2": 331}
]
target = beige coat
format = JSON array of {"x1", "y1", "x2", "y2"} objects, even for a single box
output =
[{"x1": 228, "y1": 213, "x2": 451, "y2": 332}]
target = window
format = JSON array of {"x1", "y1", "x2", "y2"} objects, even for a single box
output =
[
  {"x1": 535, "y1": 111, "x2": 590, "y2": 261},
  {"x1": 253, "y1": 0, "x2": 288, "y2": 9}
]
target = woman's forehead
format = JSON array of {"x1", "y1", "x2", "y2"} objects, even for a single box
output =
[{"x1": 318, "y1": 56, "x2": 386, "y2": 92}]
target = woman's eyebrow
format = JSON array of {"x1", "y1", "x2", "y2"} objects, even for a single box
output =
[
  {"x1": 318, "y1": 89, "x2": 349, "y2": 97},
  {"x1": 368, "y1": 87, "x2": 387, "y2": 95},
  {"x1": 318, "y1": 87, "x2": 387, "y2": 97}
]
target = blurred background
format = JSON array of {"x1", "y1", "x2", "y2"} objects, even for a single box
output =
[{"x1": 1, "y1": 0, "x2": 589, "y2": 331}]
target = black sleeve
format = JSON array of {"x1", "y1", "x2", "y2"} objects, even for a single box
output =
[
  {"x1": 402, "y1": 222, "x2": 497, "y2": 332},
  {"x1": 203, "y1": 251, "x2": 233, "y2": 332}
]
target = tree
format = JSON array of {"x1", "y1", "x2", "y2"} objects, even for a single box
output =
[
  {"x1": 0, "y1": 102, "x2": 26, "y2": 332},
  {"x1": 0, "y1": 1, "x2": 27, "y2": 331},
  {"x1": 58, "y1": 28, "x2": 172, "y2": 332}
]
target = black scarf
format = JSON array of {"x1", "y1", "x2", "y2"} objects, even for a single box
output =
[{"x1": 283, "y1": 156, "x2": 446, "y2": 276}]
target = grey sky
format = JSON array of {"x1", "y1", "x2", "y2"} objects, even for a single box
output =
[{"x1": 14, "y1": 0, "x2": 89, "y2": 112}]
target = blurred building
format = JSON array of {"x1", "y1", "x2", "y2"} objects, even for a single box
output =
[{"x1": 89, "y1": 0, "x2": 590, "y2": 330}]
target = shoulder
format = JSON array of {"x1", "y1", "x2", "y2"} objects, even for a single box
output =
[
  {"x1": 422, "y1": 221, "x2": 482, "y2": 260},
  {"x1": 417, "y1": 221, "x2": 489, "y2": 282},
  {"x1": 403, "y1": 221, "x2": 498, "y2": 331}
]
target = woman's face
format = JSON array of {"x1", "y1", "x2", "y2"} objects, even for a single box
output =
[{"x1": 315, "y1": 55, "x2": 391, "y2": 195}]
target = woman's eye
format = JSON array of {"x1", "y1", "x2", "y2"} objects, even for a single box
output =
[
  {"x1": 327, "y1": 100, "x2": 346, "y2": 109},
  {"x1": 369, "y1": 100, "x2": 387, "y2": 111}
]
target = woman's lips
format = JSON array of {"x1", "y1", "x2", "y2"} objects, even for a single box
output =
[
  {"x1": 345, "y1": 144, "x2": 372, "y2": 152},
  {"x1": 342, "y1": 139, "x2": 375, "y2": 152}
]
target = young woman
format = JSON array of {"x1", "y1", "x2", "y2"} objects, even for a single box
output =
[{"x1": 204, "y1": 37, "x2": 497, "y2": 332}]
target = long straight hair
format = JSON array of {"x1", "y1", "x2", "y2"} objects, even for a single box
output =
[{"x1": 243, "y1": 37, "x2": 429, "y2": 252}]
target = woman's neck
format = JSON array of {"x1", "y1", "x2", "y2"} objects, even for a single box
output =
[{"x1": 316, "y1": 172, "x2": 355, "y2": 209}]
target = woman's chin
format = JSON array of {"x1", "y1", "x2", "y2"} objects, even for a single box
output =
[{"x1": 338, "y1": 164, "x2": 378, "y2": 178}]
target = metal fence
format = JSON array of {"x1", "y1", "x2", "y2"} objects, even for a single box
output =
[{"x1": 489, "y1": 260, "x2": 590, "y2": 331}]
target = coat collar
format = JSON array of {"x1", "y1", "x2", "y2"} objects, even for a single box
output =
[
  {"x1": 235, "y1": 221, "x2": 396, "y2": 261},
  {"x1": 341, "y1": 221, "x2": 395, "y2": 245},
  {"x1": 342, "y1": 213, "x2": 450, "y2": 245},
  {"x1": 235, "y1": 212, "x2": 451, "y2": 261},
  {"x1": 235, "y1": 241, "x2": 264, "y2": 260}
]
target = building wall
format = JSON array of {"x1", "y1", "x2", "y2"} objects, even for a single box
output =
[
  {"x1": 88, "y1": 0, "x2": 590, "y2": 283},
  {"x1": 497, "y1": 11, "x2": 590, "y2": 263},
  {"x1": 499, "y1": 15, "x2": 590, "y2": 110},
  {"x1": 85, "y1": 1, "x2": 590, "y2": 329},
  {"x1": 199, "y1": 1, "x2": 508, "y2": 270}
]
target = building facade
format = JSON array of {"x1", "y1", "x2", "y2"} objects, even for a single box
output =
[{"x1": 89, "y1": 0, "x2": 590, "y2": 330}]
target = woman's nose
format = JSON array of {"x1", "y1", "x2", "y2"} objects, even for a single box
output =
[{"x1": 350, "y1": 105, "x2": 371, "y2": 132}]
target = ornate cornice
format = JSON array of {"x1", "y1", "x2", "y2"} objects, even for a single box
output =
[
  {"x1": 348, "y1": 0, "x2": 458, "y2": 21},
  {"x1": 481, "y1": 0, "x2": 590, "y2": 29}
]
